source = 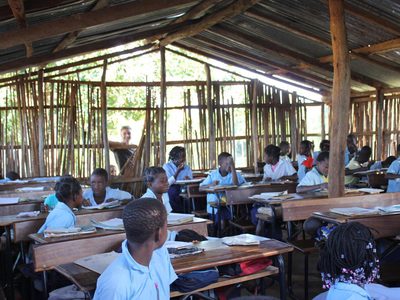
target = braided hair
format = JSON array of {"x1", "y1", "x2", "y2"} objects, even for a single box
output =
[
  {"x1": 168, "y1": 146, "x2": 185, "y2": 161},
  {"x1": 318, "y1": 222, "x2": 379, "y2": 289},
  {"x1": 122, "y1": 198, "x2": 167, "y2": 243},
  {"x1": 54, "y1": 176, "x2": 82, "y2": 203}
]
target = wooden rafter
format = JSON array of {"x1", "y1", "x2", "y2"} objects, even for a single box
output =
[
  {"x1": 7, "y1": 0, "x2": 33, "y2": 57},
  {"x1": 0, "y1": 0, "x2": 196, "y2": 50},
  {"x1": 158, "y1": 0, "x2": 261, "y2": 46}
]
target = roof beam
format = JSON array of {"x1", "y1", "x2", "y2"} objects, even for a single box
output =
[
  {"x1": 0, "y1": 0, "x2": 196, "y2": 50},
  {"x1": 7, "y1": 0, "x2": 33, "y2": 57},
  {"x1": 158, "y1": 0, "x2": 260, "y2": 46}
]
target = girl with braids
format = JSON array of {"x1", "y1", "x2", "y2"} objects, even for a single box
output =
[
  {"x1": 163, "y1": 146, "x2": 193, "y2": 212},
  {"x1": 38, "y1": 176, "x2": 83, "y2": 233},
  {"x1": 316, "y1": 222, "x2": 400, "y2": 300}
]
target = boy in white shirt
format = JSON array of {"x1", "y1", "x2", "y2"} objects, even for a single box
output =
[{"x1": 297, "y1": 151, "x2": 329, "y2": 193}]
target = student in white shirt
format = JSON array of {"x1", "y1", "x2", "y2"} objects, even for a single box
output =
[
  {"x1": 345, "y1": 146, "x2": 372, "y2": 186},
  {"x1": 141, "y1": 167, "x2": 173, "y2": 213},
  {"x1": 297, "y1": 151, "x2": 329, "y2": 193},
  {"x1": 386, "y1": 145, "x2": 400, "y2": 193},
  {"x1": 262, "y1": 144, "x2": 297, "y2": 182},
  {"x1": 94, "y1": 198, "x2": 177, "y2": 300},
  {"x1": 83, "y1": 168, "x2": 132, "y2": 206},
  {"x1": 297, "y1": 140, "x2": 313, "y2": 181},
  {"x1": 279, "y1": 141, "x2": 292, "y2": 162},
  {"x1": 313, "y1": 140, "x2": 330, "y2": 163}
]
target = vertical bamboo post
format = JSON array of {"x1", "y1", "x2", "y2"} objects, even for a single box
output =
[
  {"x1": 376, "y1": 88, "x2": 383, "y2": 160},
  {"x1": 205, "y1": 64, "x2": 216, "y2": 169},
  {"x1": 328, "y1": 0, "x2": 351, "y2": 198},
  {"x1": 100, "y1": 59, "x2": 110, "y2": 174},
  {"x1": 251, "y1": 79, "x2": 259, "y2": 174},
  {"x1": 38, "y1": 70, "x2": 46, "y2": 176},
  {"x1": 159, "y1": 47, "x2": 167, "y2": 165},
  {"x1": 321, "y1": 102, "x2": 326, "y2": 140},
  {"x1": 145, "y1": 87, "x2": 151, "y2": 168}
]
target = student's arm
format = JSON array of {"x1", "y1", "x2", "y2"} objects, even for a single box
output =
[
  {"x1": 199, "y1": 174, "x2": 215, "y2": 190},
  {"x1": 109, "y1": 141, "x2": 137, "y2": 150},
  {"x1": 345, "y1": 166, "x2": 369, "y2": 175},
  {"x1": 297, "y1": 183, "x2": 328, "y2": 193},
  {"x1": 385, "y1": 173, "x2": 400, "y2": 179},
  {"x1": 228, "y1": 157, "x2": 239, "y2": 185}
]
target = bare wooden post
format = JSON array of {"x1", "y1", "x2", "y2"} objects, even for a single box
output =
[
  {"x1": 321, "y1": 102, "x2": 326, "y2": 140},
  {"x1": 100, "y1": 59, "x2": 110, "y2": 174},
  {"x1": 159, "y1": 47, "x2": 167, "y2": 165},
  {"x1": 376, "y1": 88, "x2": 383, "y2": 161},
  {"x1": 37, "y1": 69, "x2": 46, "y2": 176},
  {"x1": 205, "y1": 64, "x2": 216, "y2": 168},
  {"x1": 251, "y1": 79, "x2": 259, "y2": 174},
  {"x1": 290, "y1": 92, "x2": 298, "y2": 158},
  {"x1": 328, "y1": 0, "x2": 351, "y2": 198},
  {"x1": 145, "y1": 87, "x2": 151, "y2": 167}
]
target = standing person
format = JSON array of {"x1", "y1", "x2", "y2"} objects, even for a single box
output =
[
  {"x1": 163, "y1": 146, "x2": 193, "y2": 212},
  {"x1": 109, "y1": 126, "x2": 137, "y2": 172},
  {"x1": 297, "y1": 140, "x2": 313, "y2": 182}
]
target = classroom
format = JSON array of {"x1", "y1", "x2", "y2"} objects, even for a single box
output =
[{"x1": 1, "y1": 1, "x2": 400, "y2": 300}]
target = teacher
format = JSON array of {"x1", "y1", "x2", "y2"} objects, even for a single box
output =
[{"x1": 109, "y1": 126, "x2": 137, "y2": 173}]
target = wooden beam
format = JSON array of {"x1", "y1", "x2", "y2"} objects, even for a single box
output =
[
  {"x1": 159, "y1": 47, "x2": 167, "y2": 165},
  {"x1": 0, "y1": 0, "x2": 196, "y2": 50},
  {"x1": 7, "y1": 0, "x2": 33, "y2": 57},
  {"x1": 37, "y1": 69, "x2": 45, "y2": 176},
  {"x1": 376, "y1": 88, "x2": 384, "y2": 161},
  {"x1": 159, "y1": 0, "x2": 260, "y2": 46},
  {"x1": 52, "y1": 0, "x2": 110, "y2": 53},
  {"x1": 328, "y1": 0, "x2": 351, "y2": 198},
  {"x1": 205, "y1": 64, "x2": 216, "y2": 168},
  {"x1": 100, "y1": 59, "x2": 110, "y2": 174},
  {"x1": 251, "y1": 79, "x2": 259, "y2": 174}
]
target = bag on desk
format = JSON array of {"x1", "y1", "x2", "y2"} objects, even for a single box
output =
[
  {"x1": 171, "y1": 269, "x2": 219, "y2": 293},
  {"x1": 175, "y1": 229, "x2": 207, "y2": 242}
]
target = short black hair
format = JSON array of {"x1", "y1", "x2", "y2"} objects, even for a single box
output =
[
  {"x1": 169, "y1": 146, "x2": 185, "y2": 161},
  {"x1": 123, "y1": 198, "x2": 167, "y2": 243},
  {"x1": 143, "y1": 167, "x2": 166, "y2": 184},
  {"x1": 54, "y1": 176, "x2": 82, "y2": 203},
  {"x1": 264, "y1": 144, "x2": 280, "y2": 160},
  {"x1": 218, "y1": 152, "x2": 232, "y2": 164},
  {"x1": 300, "y1": 140, "x2": 312, "y2": 150},
  {"x1": 397, "y1": 144, "x2": 400, "y2": 153},
  {"x1": 6, "y1": 171, "x2": 20, "y2": 180},
  {"x1": 359, "y1": 145, "x2": 372, "y2": 156},
  {"x1": 279, "y1": 141, "x2": 289, "y2": 148},
  {"x1": 91, "y1": 168, "x2": 108, "y2": 181},
  {"x1": 383, "y1": 156, "x2": 396, "y2": 167},
  {"x1": 316, "y1": 151, "x2": 329, "y2": 162},
  {"x1": 320, "y1": 140, "x2": 330, "y2": 151}
]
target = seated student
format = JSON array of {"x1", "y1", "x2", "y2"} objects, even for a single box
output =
[
  {"x1": 93, "y1": 198, "x2": 177, "y2": 300},
  {"x1": 262, "y1": 144, "x2": 297, "y2": 182},
  {"x1": 0, "y1": 171, "x2": 20, "y2": 183},
  {"x1": 200, "y1": 152, "x2": 246, "y2": 225},
  {"x1": 370, "y1": 155, "x2": 396, "y2": 171},
  {"x1": 313, "y1": 140, "x2": 330, "y2": 162},
  {"x1": 142, "y1": 166, "x2": 173, "y2": 213},
  {"x1": 163, "y1": 146, "x2": 193, "y2": 212},
  {"x1": 385, "y1": 146, "x2": 400, "y2": 193},
  {"x1": 297, "y1": 140, "x2": 313, "y2": 182},
  {"x1": 38, "y1": 176, "x2": 83, "y2": 234},
  {"x1": 345, "y1": 146, "x2": 372, "y2": 186},
  {"x1": 279, "y1": 141, "x2": 291, "y2": 162},
  {"x1": 317, "y1": 222, "x2": 400, "y2": 300},
  {"x1": 345, "y1": 133, "x2": 358, "y2": 166},
  {"x1": 297, "y1": 151, "x2": 329, "y2": 193},
  {"x1": 83, "y1": 168, "x2": 132, "y2": 206}
]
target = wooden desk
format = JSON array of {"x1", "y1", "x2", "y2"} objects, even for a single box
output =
[
  {"x1": 0, "y1": 180, "x2": 56, "y2": 191},
  {"x1": 54, "y1": 239, "x2": 293, "y2": 299},
  {"x1": 30, "y1": 217, "x2": 212, "y2": 272},
  {"x1": 312, "y1": 211, "x2": 400, "y2": 239},
  {"x1": 0, "y1": 190, "x2": 53, "y2": 216}
]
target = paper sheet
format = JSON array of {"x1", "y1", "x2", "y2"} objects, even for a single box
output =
[
  {"x1": 357, "y1": 188, "x2": 385, "y2": 194},
  {"x1": 0, "y1": 197, "x2": 19, "y2": 205},
  {"x1": 222, "y1": 234, "x2": 270, "y2": 246},
  {"x1": 167, "y1": 213, "x2": 194, "y2": 225},
  {"x1": 330, "y1": 207, "x2": 379, "y2": 216},
  {"x1": 91, "y1": 218, "x2": 124, "y2": 230},
  {"x1": 74, "y1": 252, "x2": 121, "y2": 274},
  {"x1": 82, "y1": 200, "x2": 120, "y2": 210},
  {"x1": 164, "y1": 241, "x2": 193, "y2": 249},
  {"x1": 175, "y1": 178, "x2": 205, "y2": 184},
  {"x1": 16, "y1": 186, "x2": 46, "y2": 192}
]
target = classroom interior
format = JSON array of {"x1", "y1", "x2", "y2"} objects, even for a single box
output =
[{"x1": 1, "y1": 0, "x2": 400, "y2": 300}]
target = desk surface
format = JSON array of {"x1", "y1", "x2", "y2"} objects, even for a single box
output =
[
  {"x1": 55, "y1": 238, "x2": 293, "y2": 293},
  {"x1": 201, "y1": 181, "x2": 297, "y2": 193}
]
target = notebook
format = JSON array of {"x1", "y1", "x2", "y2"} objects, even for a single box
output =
[
  {"x1": 74, "y1": 252, "x2": 121, "y2": 274},
  {"x1": 0, "y1": 197, "x2": 19, "y2": 205},
  {"x1": 82, "y1": 200, "x2": 120, "y2": 210},
  {"x1": 222, "y1": 234, "x2": 270, "y2": 246},
  {"x1": 91, "y1": 218, "x2": 124, "y2": 230},
  {"x1": 167, "y1": 213, "x2": 194, "y2": 225},
  {"x1": 44, "y1": 226, "x2": 96, "y2": 238},
  {"x1": 330, "y1": 207, "x2": 379, "y2": 216}
]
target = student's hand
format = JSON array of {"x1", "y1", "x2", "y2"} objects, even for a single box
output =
[
  {"x1": 211, "y1": 180, "x2": 220, "y2": 186},
  {"x1": 227, "y1": 156, "x2": 235, "y2": 167},
  {"x1": 82, "y1": 199, "x2": 91, "y2": 207}
]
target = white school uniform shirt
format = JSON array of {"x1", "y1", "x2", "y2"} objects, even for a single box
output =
[
  {"x1": 163, "y1": 161, "x2": 193, "y2": 185},
  {"x1": 38, "y1": 202, "x2": 76, "y2": 234},
  {"x1": 280, "y1": 155, "x2": 291, "y2": 162},
  {"x1": 327, "y1": 282, "x2": 372, "y2": 300},
  {"x1": 140, "y1": 189, "x2": 176, "y2": 241},
  {"x1": 298, "y1": 167, "x2": 327, "y2": 187},
  {"x1": 262, "y1": 158, "x2": 296, "y2": 181},
  {"x1": 297, "y1": 154, "x2": 308, "y2": 181},
  {"x1": 83, "y1": 187, "x2": 132, "y2": 206},
  {"x1": 93, "y1": 240, "x2": 177, "y2": 300},
  {"x1": 387, "y1": 158, "x2": 400, "y2": 193},
  {"x1": 200, "y1": 169, "x2": 246, "y2": 214}
]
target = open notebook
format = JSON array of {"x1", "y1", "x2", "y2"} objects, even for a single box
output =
[{"x1": 329, "y1": 207, "x2": 380, "y2": 217}]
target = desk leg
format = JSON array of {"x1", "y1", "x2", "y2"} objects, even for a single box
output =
[
  {"x1": 287, "y1": 221, "x2": 293, "y2": 242},
  {"x1": 4, "y1": 226, "x2": 14, "y2": 300},
  {"x1": 42, "y1": 270, "x2": 48, "y2": 299},
  {"x1": 276, "y1": 254, "x2": 287, "y2": 300}
]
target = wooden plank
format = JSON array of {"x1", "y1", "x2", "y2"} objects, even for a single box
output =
[
  {"x1": 100, "y1": 60, "x2": 110, "y2": 173},
  {"x1": 205, "y1": 64, "x2": 216, "y2": 168},
  {"x1": 37, "y1": 70, "x2": 45, "y2": 176},
  {"x1": 159, "y1": 47, "x2": 167, "y2": 165},
  {"x1": 327, "y1": 0, "x2": 351, "y2": 198},
  {"x1": 251, "y1": 80, "x2": 259, "y2": 174}
]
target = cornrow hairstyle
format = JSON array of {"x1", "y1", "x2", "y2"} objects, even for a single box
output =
[
  {"x1": 264, "y1": 144, "x2": 280, "y2": 161},
  {"x1": 218, "y1": 152, "x2": 232, "y2": 164},
  {"x1": 316, "y1": 151, "x2": 329, "y2": 163},
  {"x1": 91, "y1": 168, "x2": 108, "y2": 181},
  {"x1": 169, "y1": 146, "x2": 185, "y2": 161},
  {"x1": 122, "y1": 198, "x2": 167, "y2": 243},
  {"x1": 143, "y1": 167, "x2": 166, "y2": 185},
  {"x1": 318, "y1": 222, "x2": 379, "y2": 289},
  {"x1": 54, "y1": 176, "x2": 82, "y2": 203}
]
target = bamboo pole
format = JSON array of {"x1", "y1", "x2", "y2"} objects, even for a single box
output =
[
  {"x1": 37, "y1": 70, "x2": 46, "y2": 176},
  {"x1": 100, "y1": 59, "x2": 110, "y2": 174},
  {"x1": 159, "y1": 47, "x2": 167, "y2": 165},
  {"x1": 251, "y1": 79, "x2": 259, "y2": 174},
  {"x1": 205, "y1": 64, "x2": 216, "y2": 168}
]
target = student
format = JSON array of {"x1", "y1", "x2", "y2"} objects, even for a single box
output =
[
  {"x1": 262, "y1": 144, "x2": 297, "y2": 182},
  {"x1": 297, "y1": 151, "x2": 329, "y2": 193},
  {"x1": 370, "y1": 156, "x2": 396, "y2": 171},
  {"x1": 141, "y1": 167, "x2": 172, "y2": 213},
  {"x1": 83, "y1": 168, "x2": 132, "y2": 206},
  {"x1": 318, "y1": 222, "x2": 386, "y2": 300},
  {"x1": 163, "y1": 146, "x2": 193, "y2": 212},
  {"x1": 200, "y1": 152, "x2": 246, "y2": 223},
  {"x1": 38, "y1": 176, "x2": 83, "y2": 234},
  {"x1": 313, "y1": 139, "x2": 330, "y2": 162},
  {"x1": 93, "y1": 198, "x2": 177, "y2": 300},
  {"x1": 0, "y1": 171, "x2": 20, "y2": 183},
  {"x1": 345, "y1": 146, "x2": 372, "y2": 186},
  {"x1": 279, "y1": 141, "x2": 291, "y2": 162},
  {"x1": 345, "y1": 134, "x2": 358, "y2": 166},
  {"x1": 385, "y1": 145, "x2": 400, "y2": 193},
  {"x1": 109, "y1": 126, "x2": 138, "y2": 172},
  {"x1": 297, "y1": 140, "x2": 313, "y2": 181}
]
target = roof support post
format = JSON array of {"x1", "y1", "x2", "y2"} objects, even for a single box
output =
[
  {"x1": 159, "y1": 47, "x2": 167, "y2": 165},
  {"x1": 101, "y1": 59, "x2": 110, "y2": 174}
]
